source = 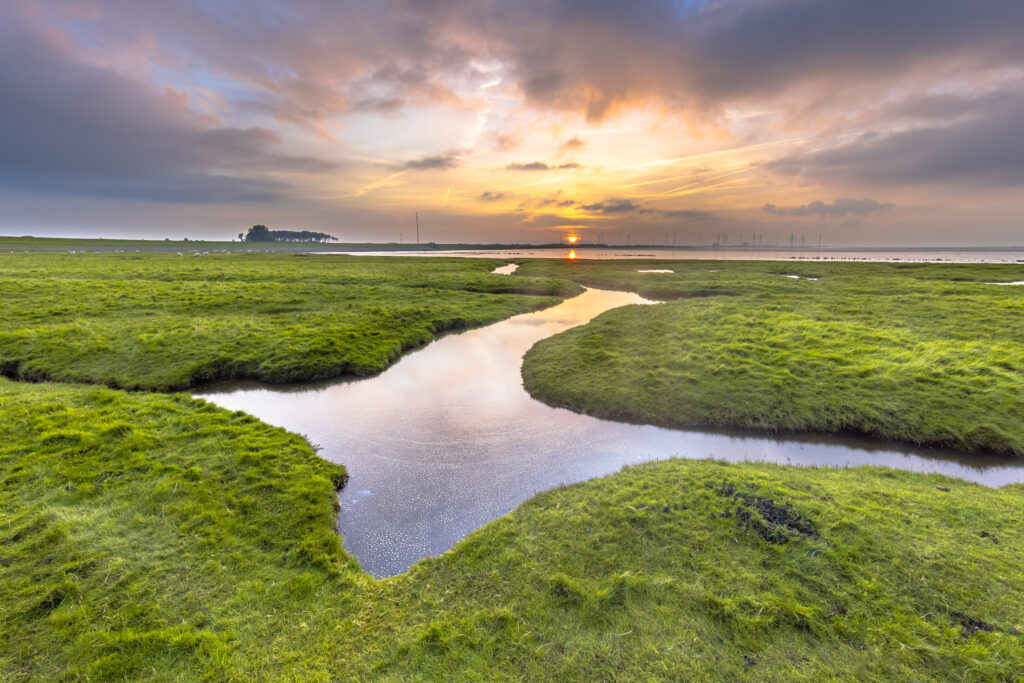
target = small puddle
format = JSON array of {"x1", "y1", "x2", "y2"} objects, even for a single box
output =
[
  {"x1": 196, "y1": 288, "x2": 1024, "y2": 577},
  {"x1": 986, "y1": 281, "x2": 1024, "y2": 285},
  {"x1": 638, "y1": 269, "x2": 674, "y2": 273},
  {"x1": 783, "y1": 274, "x2": 819, "y2": 280},
  {"x1": 491, "y1": 263, "x2": 519, "y2": 275}
]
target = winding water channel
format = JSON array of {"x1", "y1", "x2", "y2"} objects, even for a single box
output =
[{"x1": 195, "y1": 277, "x2": 1024, "y2": 577}]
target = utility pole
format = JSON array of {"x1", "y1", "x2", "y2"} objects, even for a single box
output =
[
  {"x1": 400, "y1": 233, "x2": 403, "y2": 244},
  {"x1": 415, "y1": 212, "x2": 420, "y2": 244}
]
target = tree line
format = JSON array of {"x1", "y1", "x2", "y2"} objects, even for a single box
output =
[{"x1": 240, "y1": 225, "x2": 338, "y2": 243}]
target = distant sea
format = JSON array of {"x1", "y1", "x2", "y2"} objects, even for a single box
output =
[{"x1": 321, "y1": 247, "x2": 1024, "y2": 264}]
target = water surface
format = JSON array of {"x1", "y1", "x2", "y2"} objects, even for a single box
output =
[
  {"x1": 197, "y1": 289, "x2": 1024, "y2": 577},
  {"x1": 317, "y1": 246, "x2": 1024, "y2": 264}
]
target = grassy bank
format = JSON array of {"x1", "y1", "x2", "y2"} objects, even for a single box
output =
[
  {"x1": 2, "y1": 378, "x2": 1021, "y2": 680},
  {"x1": 0, "y1": 250, "x2": 579, "y2": 390},
  {"x1": 520, "y1": 259, "x2": 1024, "y2": 455},
  {"x1": 4, "y1": 251, "x2": 1023, "y2": 679}
]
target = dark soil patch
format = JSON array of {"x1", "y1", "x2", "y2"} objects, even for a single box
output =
[
  {"x1": 716, "y1": 482, "x2": 819, "y2": 544},
  {"x1": 951, "y1": 612, "x2": 995, "y2": 638}
]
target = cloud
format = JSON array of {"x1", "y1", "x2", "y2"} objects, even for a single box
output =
[
  {"x1": 493, "y1": 134, "x2": 521, "y2": 151},
  {"x1": 537, "y1": 196, "x2": 576, "y2": 208},
  {"x1": 662, "y1": 209, "x2": 716, "y2": 221},
  {"x1": 767, "y1": 91, "x2": 1024, "y2": 187},
  {"x1": 479, "y1": 191, "x2": 505, "y2": 201},
  {"x1": 763, "y1": 198, "x2": 893, "y2": 219},
  {"x1": 347, "y1": 65, "x2": 461, "y2": 112},
  {"x1": 0, "y1": 13, "x2": 334, "y2": 202},
  {"x1": 505, "y1": 161, "x2": 581, "y2": 171},
  {"x1": 506, "y1": 161, "x2": 552, "y2": 171},
  {"x1": 523, "y1": 213, "x2": 582, "y2": 228},
  {"x1": 16, "y1": 0, "x2": 1024, "y2": 131},
  {"x1": 505, "y1": 0, "x2": 1024, "y2": 121},
  {"x1": 349, "y1": 97, "x2": 405, "y2": 113},
  {"x1": 580, "y1": 199, "x2": 650, "y2": 214},
  {"x1": 3, "y1": 0, "x2": 1024, "y2": 242},
  {"x1": 400, "y1": 151, "x2": 461, "y2": 171},
  {"x1": 580, "y1": 198, "x2": 716, "y2": 221}
]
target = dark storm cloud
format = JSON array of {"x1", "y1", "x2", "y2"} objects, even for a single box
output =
[
  {"x1": 767, "y1": 93, "x2": 1024, "y2": 187},
  {"x1": 763, "y1": 199, "x2": 893, "y2": 219},
  {"x1": 399, "y1": 152, "x2": 461, "y2": 171},
  {"x1": 25, "y1": 0, "x2": 1023, "y2": 128},
  {"x1": 0, "y1": 15, "x2": 334, "y2": 202},
  {"x1": 5, "y1": 0, "x2": 1024, "y2": 222},
  {"x1": 505, "y1": 0, "x2": 1024, "y2": 121},
  {"x1": 0, "y1": 170, "x2": 287, "y2": 203}
]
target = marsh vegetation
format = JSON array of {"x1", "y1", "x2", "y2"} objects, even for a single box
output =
[
  {"x1": 0, "y1": 250, "x2": 576, "y2": 390},
  {"x1": 521, "y1": 259, "x2": 1024, "y2": 455},
  {"x1": 2, "y1": 247, "x2": 1023, "y2": 679}
]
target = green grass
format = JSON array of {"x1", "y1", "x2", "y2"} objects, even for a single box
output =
[
  {"x1": 3, "y1": 249, "x2": 1024, "y2": 679},
  {"x1": 520, "y1": 259, "x2": 1024, "y2": 455},
  {"x1": 0, "y1": 251, "x2": 579, "y2": 390},
  {"x1": 2, "y1": 378, "x2": 1021, "y2": 680}
]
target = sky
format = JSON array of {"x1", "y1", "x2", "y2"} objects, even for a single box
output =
[{"x1": 1, "y1": 0, "x2": 1023, "y2": 245}]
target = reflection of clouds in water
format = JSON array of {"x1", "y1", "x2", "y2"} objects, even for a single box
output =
[{"x1": 197, "y1": 287, "x2": 1024, "y2": 577}]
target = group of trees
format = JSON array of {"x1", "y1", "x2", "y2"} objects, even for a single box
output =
[{"x1": 240, "y1": 225, "x2": 338, "y2": 243}]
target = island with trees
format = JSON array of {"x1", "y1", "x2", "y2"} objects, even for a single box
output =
[{"x1": 240, "y1": 224, "x2": 338, "y2": 243}]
